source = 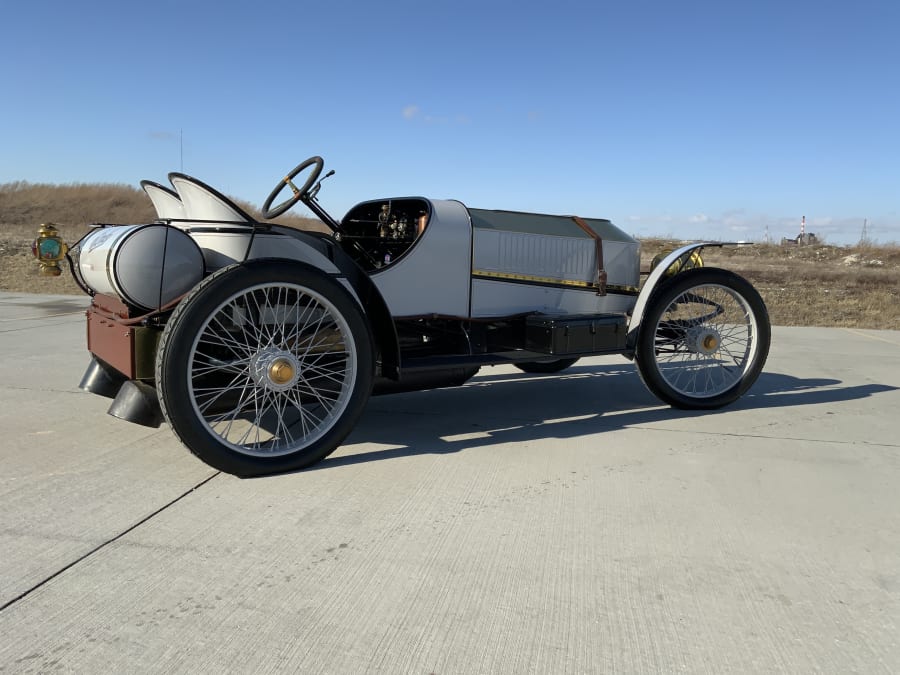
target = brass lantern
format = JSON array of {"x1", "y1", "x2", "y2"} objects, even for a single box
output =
[{"x1": 32, "y1": 223, "x2": 69, "y2": 277}]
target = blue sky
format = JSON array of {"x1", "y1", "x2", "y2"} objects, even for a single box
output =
[{"x1": 2, "y1": 0, "x2": 898, "y2": 244}]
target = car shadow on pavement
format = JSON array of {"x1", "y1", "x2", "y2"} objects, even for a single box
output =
[{"x1": 313, "y1": 364, "x2": 899, "y2": 470}]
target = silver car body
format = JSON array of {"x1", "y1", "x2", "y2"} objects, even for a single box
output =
[{"x1": 140, "y1": 178, "x2": 641, "y2": 321}]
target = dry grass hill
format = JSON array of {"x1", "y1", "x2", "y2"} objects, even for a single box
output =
[{"x1": 1, "y1": 182, "x2": 898, "y2": 329}]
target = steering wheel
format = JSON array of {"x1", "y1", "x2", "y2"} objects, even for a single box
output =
[{"x1": 262, "y1": 156, "x2": 324, "y2": 219}]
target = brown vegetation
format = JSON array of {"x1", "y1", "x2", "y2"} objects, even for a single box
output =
[
  {"x1": 639, "y1": 239, "x2": 900, "y2": 330},
  {"x1": 2, "y1": 183, "x2": 898, "y2": 329},
  {"x1": 0, "y1": 181, "x2": 324, "y2": 295}
]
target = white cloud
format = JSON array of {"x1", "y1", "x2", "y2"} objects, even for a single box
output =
[
  {"x1": 402, "y1": 105, "x2": 420, "y2": 120},
  {"x1": 617, "y1": 209, "x2": 900, "y2": 245}
]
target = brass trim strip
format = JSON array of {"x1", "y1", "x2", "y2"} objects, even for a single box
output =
[
  {"x1": 472, "y1": 269, "x2": 596, "y2": 289},
  {"x1": 472, "y1": 270, "x2": 640, "y2": 295}
]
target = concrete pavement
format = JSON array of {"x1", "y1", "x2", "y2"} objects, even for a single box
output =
[{"x1": 1, "y1": 292, "x2": 898, "y2": 673}]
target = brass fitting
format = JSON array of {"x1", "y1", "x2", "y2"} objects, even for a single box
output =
[{"x1": 650, "y1": 248, "x2": 704, "y2": 276}]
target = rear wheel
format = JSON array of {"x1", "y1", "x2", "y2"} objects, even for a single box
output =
[
  {"x1": 635, "y1": 268, "x2": 769, "y2": 409},
  {"x1": 514, "y1": 358, "x2": 580, "y2": 374},
  {"x1": 156, "y1": 260, "x2": 374, "y2": 476}
]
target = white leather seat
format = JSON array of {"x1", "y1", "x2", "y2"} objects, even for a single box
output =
[
  {"x1": 168, "y1": 172, "x2": 252, "y2": 223},
  {"x1": 140, "y1": 180, "x2": 185, "y2": 220}
]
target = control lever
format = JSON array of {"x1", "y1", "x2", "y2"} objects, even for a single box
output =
[
  {"x1": 307, "y1": 169, "x2": 335, "y2": 200},
  {"x1": 300, "y1": 168, "x2": 382, "y2": 269}
]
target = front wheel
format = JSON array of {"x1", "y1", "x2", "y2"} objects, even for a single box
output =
[
  {"x1": 156, "y1": 260, "x2": 374, "y2": 476},
  {"x1": 635, "y1": 268, "x2": 770, "y2": 409}
]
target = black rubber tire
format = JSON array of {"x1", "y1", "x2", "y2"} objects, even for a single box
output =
[
  {"x1": 635, "y1": 267, "x2": 770, "y2": 409},
  {"x1": 514, "y1": 358, "x2": 580, "y2": 374},
  {"x1": 156, "y1": 259, "x2": 374, "y2": 476}
]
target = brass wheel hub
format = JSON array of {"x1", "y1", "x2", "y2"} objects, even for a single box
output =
[
  {"x1": 251, "y1": 349, "x2": 300, "y2": 391},
  {"x1": 702, "y1": 334, "x2": 719, "y2": 352},
  {"x1": 686, "y1": 326, "x2": 722, "y2": 356},
  {"x1": 268, "y1": 358, "x2": 295, "y2": 385}
]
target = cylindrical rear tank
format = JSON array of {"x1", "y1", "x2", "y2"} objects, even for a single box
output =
[{"x1": 76, "y1": 224, "x2": 204, "y2": 310}]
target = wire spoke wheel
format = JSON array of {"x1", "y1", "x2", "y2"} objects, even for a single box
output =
[
  {"x1": 156, "y1": 261, "x2": 373, "y2": 476},
  {"x1": 190, "y1": 283, "x2": 355, "y2": 454},
  {"x1": 635, "y1": 268, "x2": 770, "y2": 409}
]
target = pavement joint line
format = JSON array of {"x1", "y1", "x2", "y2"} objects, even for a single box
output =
[
  {"x1": 610, "y1": 423, "x2": 900, "y2": 448},
  {"x1": 0, "y1": 320, "x2": 86, "y2": 334},
  {"x1": 0, "y1": 471, "x2": 221, "y2": 613},
  {"x1": 0, "y1": 311, "x2": 85, "y2": 322},
  {"x1": 0, "y1": 386, "x2": 89, "y2": 394},
  {"x1": 842, "y1": 327, "x2": 900, "y2": 346}
]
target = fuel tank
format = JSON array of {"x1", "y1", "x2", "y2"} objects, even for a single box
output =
[{"x1": 74, "y1": 224, "x2": 204, "y2": 310}]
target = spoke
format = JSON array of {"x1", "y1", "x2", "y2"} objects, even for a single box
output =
[
  {"x1": 247, "y1": 289, "x2": 274, "y2": 347},
  {"x1": 205, "y1": 386, "x2": 258, "y2": 437},
  {"x1": 284, "y1": 394, "x2": 324, "y2": 435},
  {"x1": 272, "y1": 286, "x2": 287, "y2": 345},
  {"x1": 287, "y1": 296, "x2": 322, "y2": 345},
  {"x1": 193, "y1": 373, "x2": 252, "y2": 415},
  {"x1": 271, "y1": 398, "x2": 290, "y2": 447},
  {"x1": 295, "y1": 377, "x2": 339, "y2": 414},
  {"x1": 203, "y1": 315, "x2": 252, "y2": 353},
  {"x1": 234, "y1": 296, "x2": 266, "y2": 348},
  {"x1": 718, "y1": 340, "x2": 747, "y2": 366},
  {"x1": 237, "y1": 388, "x2": 269, "y2": 448},
  {"x1": 205, "y1": 312, "x2": 256, "y2": 356},
  {"x1": 297, "y1": 311, "x2": 331, "y2": 364},
  {"x1": 190, "y1": 359, "x2": 250, "y2": 377},
  {"x1": 300, "y1": 360, "x2": 348, "y2": 385},
  {"x1": 297, "y1": 298, "x2": 323, "y2": 340}
]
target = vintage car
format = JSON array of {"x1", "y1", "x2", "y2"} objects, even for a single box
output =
[{"x1": 61, "y1": 156, "x2": 770, "y2": 476}]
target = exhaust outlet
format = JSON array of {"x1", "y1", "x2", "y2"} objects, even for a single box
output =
[
  {"x1": 79, "y1": 357, "x2": 128, "y2": 399},
  {"x1": 107, "y1": 380, "x2": 164, "y2": 428}
]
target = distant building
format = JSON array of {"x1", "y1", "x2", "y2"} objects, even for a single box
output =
[{"x1": 781, "y1": 216, "x2": 818, "y2": 246}]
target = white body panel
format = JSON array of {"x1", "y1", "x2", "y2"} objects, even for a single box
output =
[
  {"x1": 604, "y1": 240, "x2": 641, "y2": 287},
  {"x1": 188, "y1": 231, "x2": 341, "y2": 275},
  {"x1": 370, "y1": 199, "x2": 472, "y2": 317},
  {"x1": 471, "y1": 280, "x2": 635, "y2": 318},
  {"x1": 472, "y1": 229, "x2": 597, "y2": 282},
  {"x1": 467, "y1": 216, "x2": 639, "y2": 318}
]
